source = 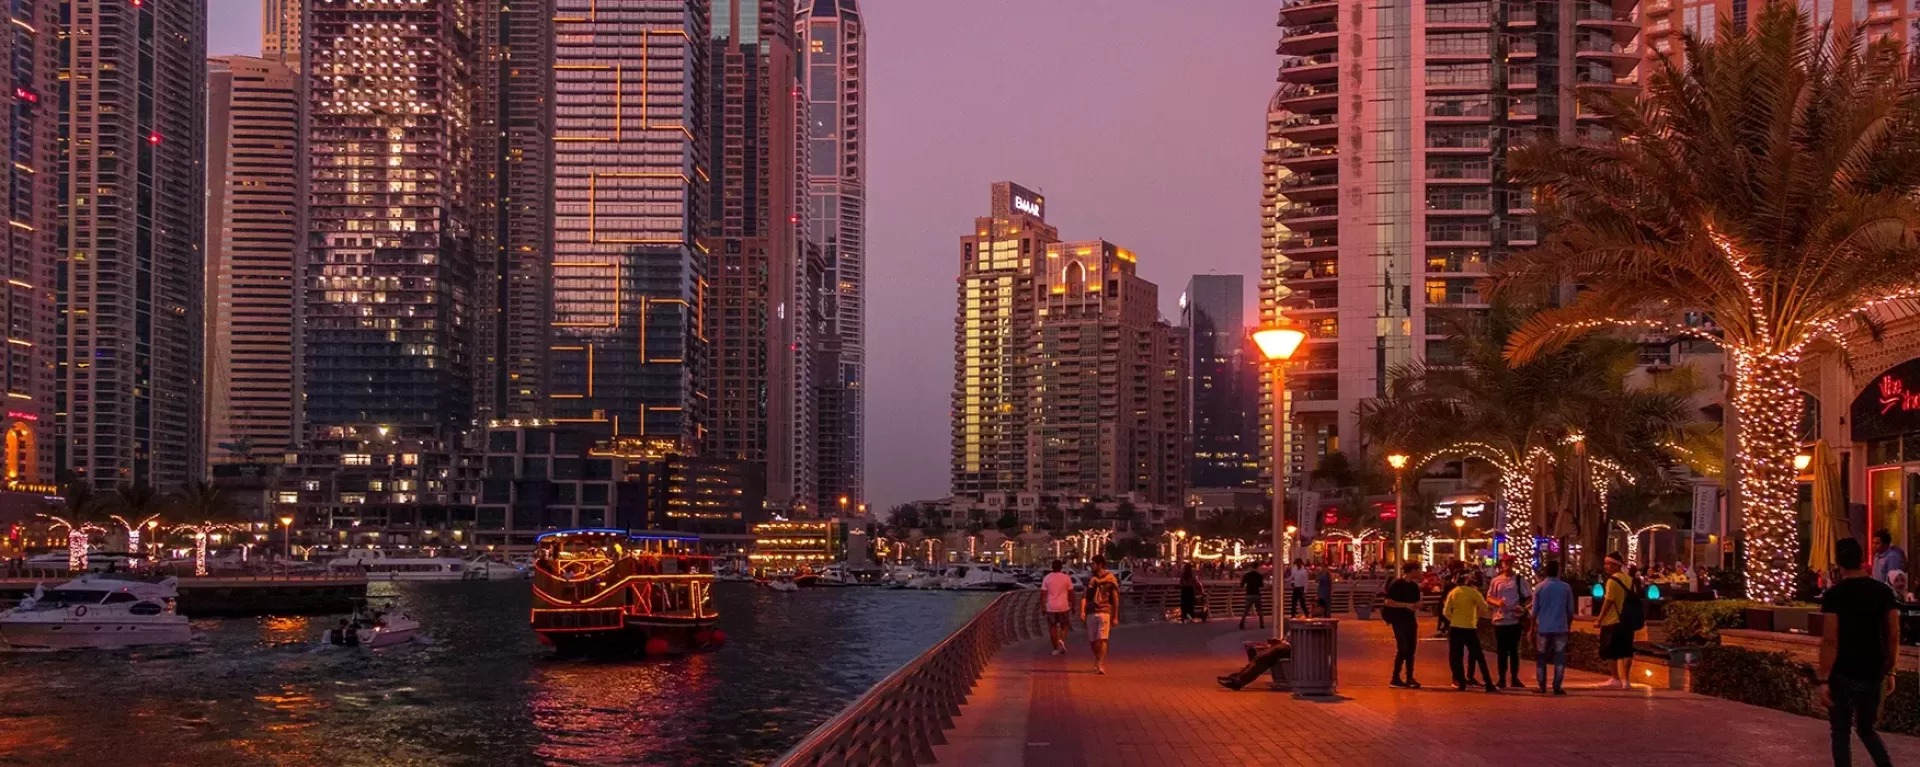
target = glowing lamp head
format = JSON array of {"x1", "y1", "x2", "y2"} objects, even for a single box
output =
[
  {"x1": 1253, "y1": 326, "x2": 1307, "y2": 361},
  {"x1": 1793, "y1": 453, "x2": 1812, "y2": 472},
  {"x1": 1453, "y1": 518, "x2": 1466, "y2": 530},
  {"x1": 279, "y1": 516, "x2": 294, "y2": 527},
  {"x1": 1592, "y1": 583, "x2": 1606, "y2": 599},
  {"x1": 1387, "y1": 453, "x2": 1409, "y2": 470}
]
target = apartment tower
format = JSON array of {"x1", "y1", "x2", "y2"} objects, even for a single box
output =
[
  {"x1": 0, "y1": 0, "x2": 56, "y2": 488},
  {"x1": 303, "y1": 0, "x2": 475, "y2": 432},
  {"x1": 1183, "y1": 274, "x2": 1260, "y2": 489},
  {"x1": 262, "y1": 0, "x2": 301, "y2": 67},
  {"x1": 207, "y1": 56, "x2": 300, "y2": 466},
  {"x1": 1262, "y1": 0, "x2": 1632, "y2": 475},
  {"x1": 59, "y1": 0, "x2": 207, "y2": 488},
  {"x1": 798, "y1": 0, "x2": 866, "y2": 515},
  {"x1": 548, "y1": 0, "x2": 709, "y2": 450},
  {"x1": 704, "y1": 0, "x2": 814, "y2": 514},
  {"x1": 951, "y1": 182, "x2": 1058, "y2": 499}
]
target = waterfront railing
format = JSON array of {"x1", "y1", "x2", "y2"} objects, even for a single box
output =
[{"x1": 771, "y1": 588, "x2": 1047, "y2": 767}]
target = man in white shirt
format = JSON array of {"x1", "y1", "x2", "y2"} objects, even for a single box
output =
[
  {"x1": 1042, "y1": 559, "x2": 1075, "y2": 655},
  {"x1": 1288, "y1": 559, "x2": 1310, "y2": 618}
]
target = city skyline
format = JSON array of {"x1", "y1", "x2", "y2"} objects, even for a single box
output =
[{"x1": 206, "y1": 1, "x2": 1276, "y2": 511}]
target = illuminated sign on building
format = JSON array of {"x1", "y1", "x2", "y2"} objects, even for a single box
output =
[
  {"x1": 1850, "y1": 358, "x2": 1920, "y2": 442},
  {"x1": 1012, "y1": 195, "x2": 1043, "y2": 218},
  {"x1": 1432, "y1": 500, "x2": 1486, "y2": 519}
]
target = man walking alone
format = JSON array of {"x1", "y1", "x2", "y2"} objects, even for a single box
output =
[
  {"x1": 1082, "y1": 555, "x2": 1122, "y2": 675},
  {"x1": 1042, "y1": 559, "x2": 1074, "y2": 656},
  {"x1": 1381, "y1": 561, "x2": 1424, "y2": 688},
  {"x1": 1819, "y1": 537, "x2": 1900, "y2": 767},
  {"x1": 1531, "y1": 559, "x2": 1574, "y2": 695},
  {"x1": 1238, "y1": 561, "x2": 1265, "y2": 630},
  {"x1": 1287, "y1": 559, "x2": 1309, "y2": 618}
]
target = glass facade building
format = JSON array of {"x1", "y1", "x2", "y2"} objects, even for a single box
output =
[{"x1": 1182, "y1": 275, "x2": 1259, "y2": 489}]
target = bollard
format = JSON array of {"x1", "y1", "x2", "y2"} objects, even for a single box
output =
[
  {"x1": 1286, "y1": 618, "x2": 1340, "y2": 696},
  {"x1": 1667, "y1": 647, "x2": 1700, "y2": 692}
]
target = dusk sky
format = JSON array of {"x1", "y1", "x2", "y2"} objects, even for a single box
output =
[{"x1": 208, "y1": 0, "x2": 1278, "y2": 512}]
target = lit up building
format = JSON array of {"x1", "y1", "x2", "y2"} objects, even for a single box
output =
[
  {"x1": 549, "y1": 0, "x2": 709, "y2": 448},
  {"x1": 59, "y1": 0, "x2": 207, "y2": 489},
  {"x1": 798, "y1": 0, "x2": 866, "y2": 514},
  {"x1": 472, "y1": 0, "x2": 555, "y2": 421},
  {"x1": 0, "y1": 0, "x2": 55, "y2": 491},
  {"x1": 304, "y1": 0, "x2": 475, "y2": 432},
  {"x1": 1261, "y1": 0, "x2": 1629, "y2": 475},
  {"x1": 1034, "y1": 240, "x2": 1189, "y2": 505},
  {"x1": 207, "y1": 56, "x2": 300, "y2": 466},
  {"x1": 749, "y1": 520, "x2": 843, "y2": 570},
  {"x1": 1182, "y1": 275, "x2": 1259, "y2": 489},
  {"x1": 952, "y1": 182, "x2": 1058, "y2": 499},
  {"x1": 261, "y1": 0, "x2": 301, "y2": 68},
  {"x1": 269, "y1": 423, "x2": 482, "y2": 550},
  {"x1": 703, "y1": 0, "x2": 816, "y2": 515},
  {"x1": 1641, "y1": 0, "x2": 1914, "y2": 65}
]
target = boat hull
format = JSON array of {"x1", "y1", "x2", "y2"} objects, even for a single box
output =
[
  {"x1": 0, "y1": 617, "x2": 191, "y2": 650},
  {"x1": 539, "y1": 617, "x2": 721, "y2": 657}
]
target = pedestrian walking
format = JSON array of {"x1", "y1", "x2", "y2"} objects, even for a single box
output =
[
  {"x1": 1596, "y1": 552, "x2": 1638, "y2": 689},
  {"x1": 1442, "y1": 571, "x2": 1495, "y2": 692},
  {"x1": 1178, "y1": 563, "x2": 1203, "y2": 623},
  {"x1": 1287, "y1": 559, "x2": 1309, "y2": 618},
  {"x1": 1237, "y1": 561, "x2": 1265, "y2": 630},
  {"x1": 1315, "y1": 565, "x2": 1334, "y2": 617},
  {"x1": 1819, "y1": 537, "x2": 1900, "y2": 767},
  {"x1": 1486, "y1": 555, "x2": 1531, "y2": 688},
  {"x1": 1381, "y1": 561, "x2": 1425, "y2": 688},
  {"x1": 1531, "y1": 559, "x2": 1574, "y2": 695},
  {"x1": 1082, "y1": 554, "x2": 1122, "y2": 675},
  {"x1": 1042, "y1": 559, "x2": 1074, "y2": 656}
]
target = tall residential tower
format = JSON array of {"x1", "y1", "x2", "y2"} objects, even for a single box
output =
[
  {"x1": 952, "y1": 182, "x2": 1057, "y2": 499},
  {"x1": 59, "y1": 0, "x2": 208, "y2": 489},
  {"x1": 0, "y1": 0, "x2": 56, "y2": 488},
  {"x1": 1183, "y1": 275, "x2": 1259, "y2": 489}
]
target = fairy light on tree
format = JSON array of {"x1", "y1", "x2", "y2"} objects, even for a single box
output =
[
  {"x1": 1613, "y1": 520, "x2": 1671, "y2": 569},
  {"x1": 38, "y1": 514, "x2": 105, "y2": 570},
  {"x1": 1498, "y1": 5, "x2": 1920, "y2": 602},
  {"x1": 110, "y1": 513, "x2": 163, "y2": 556},
  {"x1": 173, "y1": 522, "x2": 240, "y2": 576},
  {"x1": 1408, "y1": 442, "x2": 1551, "y2": 577}
]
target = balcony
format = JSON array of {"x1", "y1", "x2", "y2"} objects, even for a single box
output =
[
  {"x1": 1276, "y1": 143, "x2": 1339, "y2": 171},
  {"x1": 1280, "y1": 52, "x2": 1339, "y2": 83},
  {"x1": 1281, "y1": 287, "x2": 1339, "y2": 313},
  {"x1": 1275, "y1": 82, "x2": 1339, "y2": 112},
  {"x1": 1426, "y1": 5, "x2": 1491, "y2": 26},
  {"x1": 1573, "y1": 3, "x2": 1639, "y2": 28},
  {"x1": 1278, "y1": 0, "x2": 1338, "y2": 25},
  {"x1": 1277, "y1": 201, "x2": 1339, "y2": 229},
  {"x1": 1286, "y1": 258, "x2": 1339, "y2": 282},
  {"x1": 1278, "y1": 234, "x2": 1340, "y2": 256},
  {"x1": 1279, "y1": 22, "x2": 1338, "y2": 55},
  {"x1": 1276, "y1": 171, "x2": 1339, "y2": 199},
  {"x1": 1426, "y1": 252, "x2": 1493, "y2": 275},
  {"x1": 1275, "y1": 112, "x2": 1339, "y2": 142}
]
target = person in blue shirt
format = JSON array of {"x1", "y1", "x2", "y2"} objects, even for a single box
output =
[
  {"x1": 1872, "y1": 529, "x2": 1906, "y2": 586},
  {"x1": 1530, "y1": 559, "x2": 1576, "y2": 695}
]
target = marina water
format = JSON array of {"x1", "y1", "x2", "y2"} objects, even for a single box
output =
[{"x1": 0, "y1": 582, "x2": 992, "y2": 766}]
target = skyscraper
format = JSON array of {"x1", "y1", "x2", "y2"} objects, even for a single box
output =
[
  {"x1": 261, "y1": 0, "x2": 301, "y2": 67},
  {"x1": 549, "y1": 0, "x2": 709, "y2": 450},
  {"x1": 1262, "y1": 0, "x2": 1625, "y2": 474},
  {"x1": 951, "y1": 182, "x2": 1057, "y2": 499},
  {"x1": 798, "y1": 0, "x2": 865, "y2": 514},
  {"x1": 0, "y1": 0, "x2": 57, "y2": 489},
  {"x1": 472, "y1": 0, "x2": 555, "y2": 421},
  {"x1": 1033, "y1": 240, "x2": 1189, "y2": 505},
  {"x1": 207, "y1": 55, "x2": 300, "y2": 466},
  {"x1": 1183, "y1": 275, "x2": 1259, "y2": 489},
  {"x1": 59, "y1": 0, "x2": 207, "y2": 489},
  {"x1": 704, "y1": 0, "x2": 814, "y2": 514},
  {"x1": 303, "y1": 0, "x2": 474, "y2": 432}
]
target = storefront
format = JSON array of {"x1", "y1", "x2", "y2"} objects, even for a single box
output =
[{"x1": 1805, "y1": 304, "x2": 1920, "y2": 562}]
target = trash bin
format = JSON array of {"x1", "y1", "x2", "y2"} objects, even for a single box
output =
[{"x1": 1286, "y1": 618, "x2": 1339, "y2": 696}]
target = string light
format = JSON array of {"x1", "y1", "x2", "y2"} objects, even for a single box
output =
[
  {"x1": 1613, "y1": 520, "x2": 1672, "y2": 569},
  {"x1": 38, "y1": 514, "x2": 105, "y2": 570},
  {"x1": 172, "y1": 522, "x2": 240, "y2": 576}
]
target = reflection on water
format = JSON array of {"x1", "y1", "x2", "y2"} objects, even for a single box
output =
[{"x1": 0, "y1": 582, "x2": 991, "y2": 766}]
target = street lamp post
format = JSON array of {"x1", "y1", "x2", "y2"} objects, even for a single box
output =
[
  {"x1": 1454, "y1": 517, "x2": 1467, "y2": 564},
  {"x1": 279, "y1": 515, "x2": 294, "y2": 559},
  {"x1": 1387, "y1": 453, "x2": 1409, "y2": 566},
  {"x1": 1254, "y1": 324, "x2": 1306, "y2": 639}
]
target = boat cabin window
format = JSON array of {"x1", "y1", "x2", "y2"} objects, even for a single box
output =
[
  {"x1": 128, "y1": 602, "x2": 162, "y2": 615},
  {"x1": 102, "y1": 592, "x2": 139, "y2": 604},
  {"x1": 39, "y1": 590, "x2": 107, "y2": 604}
]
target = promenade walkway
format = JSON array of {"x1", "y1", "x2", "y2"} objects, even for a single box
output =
[{"x1": 933, "y1": 617, "x2": 1920, "y2": 766}]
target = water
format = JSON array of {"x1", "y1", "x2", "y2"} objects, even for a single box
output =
[{"x1": 0, "y1": 582, "x2": 994, "y2": 766}]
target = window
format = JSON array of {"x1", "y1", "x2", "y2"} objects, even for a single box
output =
[
  {"x1": 343, "y1": 453, "x2": 371, "y2": 466},
  {"x1": 103, "y1": 592, "x2": 138, "y2": 604},
  {"x1": 278, "y1": 491, "x2": 300, "y2": 504}
]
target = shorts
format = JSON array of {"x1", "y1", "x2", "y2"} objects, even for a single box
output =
[
  {"x1": 1598, "y1": 624, "x2": 1635, "y2": 660},
  {"x1": 1047, "y1": 610, "x2": 1071, "y2": 629},
  {"x1": 1087, "y1": 612, "x2": 1113, "y2": 641}
]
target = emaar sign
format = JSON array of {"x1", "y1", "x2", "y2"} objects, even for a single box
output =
[{"x1": 1012, "y1": 195, "x2": 1043, "y2": 218}]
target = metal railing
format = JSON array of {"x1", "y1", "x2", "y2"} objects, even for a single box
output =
[{"x1": 772, "y1": 589, "x2": 1048, "y2": 767}]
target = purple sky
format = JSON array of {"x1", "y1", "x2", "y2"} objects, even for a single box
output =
[{"x1": 209, "y1": 1, "x2": 1278, "y2": 512}]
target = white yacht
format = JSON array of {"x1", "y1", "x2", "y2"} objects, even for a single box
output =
[
  {"x1": 322, "y1": 607, "x2": 421, "y2": 649},
  {"x1": 324, "y1": 549, "x2": 474, "y2": 582},
  {"x1": 460, "y1": 554, "x2": 524, "y2": 581},
  {"x1": 942, "y1": 564, "x2": 1023, "y2": 591},
  {"x1": 0, "y1": 575, "x2": 192, "y2": 650}
]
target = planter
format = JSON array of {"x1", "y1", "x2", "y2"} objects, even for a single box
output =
[
  {"x1": 1742, "y1": 607, "x2": 1775, "y2": 633},
  {"x1": 1354, "y1": 599, "x2": 1373, "y2": 620}
]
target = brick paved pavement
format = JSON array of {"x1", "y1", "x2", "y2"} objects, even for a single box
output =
[{"x1": 932, "y1": 617, "x2": 1920, "y2": 766}]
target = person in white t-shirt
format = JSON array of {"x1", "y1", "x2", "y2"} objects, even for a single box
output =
[
  {"x1": 1287, "y1": 560, "x2": 1310, "y2": 618},
  {"x1": 1042, "y1": 559, "x2": 1076, "y2": 655}
]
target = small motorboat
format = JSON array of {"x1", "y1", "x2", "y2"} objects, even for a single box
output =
[
  {"x1": 765, "y1": 576, "x2": 800, "y2": 593},
  {"x1": 323, "y1": 607, "x2": 420, "y2": 649},
  {"x1": 0, "y1": 575, "x2": 192, "y2": 650}
]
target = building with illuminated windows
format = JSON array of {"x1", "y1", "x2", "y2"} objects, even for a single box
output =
[
  {"x1": 0, "y1": 0, "x2": 55, "y2": 493},
  {"x1": 1260, "y1": 0, "x2": 1632, "y2": 477},
  {"x1": 548, "y1": 0, "x2": 709, "y2": 449},
  {"x1": 1641, "y1": 0, "x2": 1915, "y2": 64},
  {"x1": 261, "y1": 0, "x2": 302, "y2": 68},
  {"x1": 951, "y1": 184, "x2": 1189, "y2": 506},
  {"x1": 703, "y1": 0, "x2": 817, "y2": 516},
  {"x1": 798, "y1": 0, "x2": 865, "y2": 515},
  {"x1": 749, "y1": 520, "x2": 843, "y2": 571},
  {"x1": 207, "y1": 56, "x2": 300, "y2": 467},
  {"x1": 1182, "y1": 275, "x2": 1259, "y2": 489},
  {"x1": 59, "y1": 0, "x2": 206, "y2": 489}
]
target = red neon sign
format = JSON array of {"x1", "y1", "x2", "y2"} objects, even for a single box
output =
[
  {"x1": 12, "y1": 88, "x2": 35, "y2": 104},
  {"x1": 6, "y1": 411, "x2": 35, "y2": 422},
  {"x1": 1879, "y1": 374, "x2": 1920, "y2": 415}
]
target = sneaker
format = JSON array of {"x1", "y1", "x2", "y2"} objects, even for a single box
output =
[
  {"x1": 1096, "y1": 666, "x2": 1107, "y2": 675},
  {"x1": 1405, "y1": 679, "x2": 1422, "y2": 689},
  {"x1": 1483, "y1": 683, "x2": 1498, "y2": 693},
  {"x1": 1217, "y1": 676, "x2": 1243, "y2": 691},
  {"x1": 1536, "y1": 685, "x2": 1547, "y2": 695},
  {"x1": 1496, "y1": 677, "x2": 1507, "y2": 688},
  {"x1": 1050, "y1": 648, "x2": 1064, "y2": 656},
  {"x1": 1553, "y1": 687, "x2": 1567, "y2": 696},
  {"x1": 1454, "y1": 682, "x2": 1468, "y2": 691},
  {"x1": 1389, "y1": 678, "x2": 1410, "y2": 688}
]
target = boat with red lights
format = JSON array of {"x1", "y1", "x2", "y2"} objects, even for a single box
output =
[{"x1": 530, "y1": 529, "x2": 723, "y2": 656}]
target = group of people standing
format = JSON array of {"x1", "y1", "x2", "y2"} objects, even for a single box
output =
[{"x1": 1378, "y1": 555, "x2": 1595, "y2": 694}]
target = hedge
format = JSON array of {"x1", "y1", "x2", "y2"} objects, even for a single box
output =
[
  {"x1": 1693, "y1": 645, "x2": 1920, "y2": 735},
  {"x1": 1661, "y1": 599, "x2": 1761, "y2": 645}
]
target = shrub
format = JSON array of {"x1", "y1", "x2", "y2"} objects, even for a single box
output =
[
  {"x1": 1661, "y1": 599, "x2": 1760, "y2": 645},
  {"x1": 1694, "y1": 646, "x2": 1815, "y2": 716}
]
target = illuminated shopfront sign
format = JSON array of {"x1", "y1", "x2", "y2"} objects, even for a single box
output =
[{"x1": 1851, "y1": 358, "x2": 1920, "y2": 442}]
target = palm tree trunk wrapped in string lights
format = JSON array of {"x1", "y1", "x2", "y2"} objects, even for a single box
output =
[{"x1": 1499, "y1": 4, "x2": 1920, "y2": 602}]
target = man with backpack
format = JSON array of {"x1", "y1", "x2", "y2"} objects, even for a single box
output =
[{"x1": 1596, "y1": 552, "x2": 1643, "y2": 689}]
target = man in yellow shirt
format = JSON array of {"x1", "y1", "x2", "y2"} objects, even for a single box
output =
[
  {"x1": 1596, "y1": 552, "x2": 1636, "y2": 689},
  {"x1": 1442, "y1": 572, "x2": 1495, "y2": 692}
]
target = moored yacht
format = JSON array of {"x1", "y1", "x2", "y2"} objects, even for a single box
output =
[
  {"x1": 0, "y1": 575, "x2": 192, "y2": 650},
  {"x1": 324, "y1": 549, "x2": 474, "y2": 581}
]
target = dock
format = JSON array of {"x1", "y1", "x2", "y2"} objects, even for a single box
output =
[{"x1": 0, "y1": 574, "x2": 369, "y2": 617}]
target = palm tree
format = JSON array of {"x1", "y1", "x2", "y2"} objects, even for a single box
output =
[
  {"x1": 1360, "y1": 304, "x2": 1691, "y2": 572},
  {"x1": 108, "y1": 483, "x2": 166, "y2": 555},
  {"x1": 44, "y1": 480, "x2": 112, "y2": 569},
  {"x1": 1497, "y1": 4, "x2": 1920, "y2": 601},
  {"x1": 170, "y1": 481, "x2": 244, "y2": 576}
]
